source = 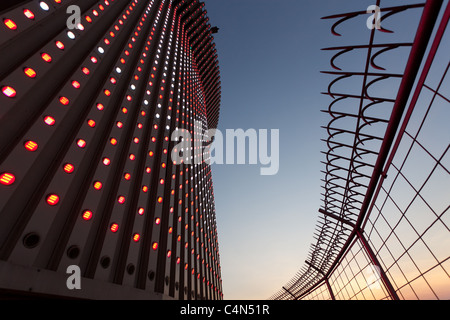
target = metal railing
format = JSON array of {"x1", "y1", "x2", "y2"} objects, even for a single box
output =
[{"x1": 271, "y1": 0, "x2": 449, "y2": 300}]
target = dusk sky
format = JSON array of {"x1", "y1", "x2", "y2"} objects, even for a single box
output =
[{"x1": 202, "y1": 0, "x2": 436, "y2": 300}]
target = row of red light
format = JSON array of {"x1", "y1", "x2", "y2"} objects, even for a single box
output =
[
  {"x1": 183, "y1": 46, "x2": 222, "y2": 293},
  {"x1": 46, "y1": 1, "x2": 141, "y2": 259},
  {"x1": 186, "y1": 13, "x2": 222, "y2": 298},
  {"x1": 97, "y1": 1, "x2": 157, "y2": 244},
  {"x1": 164, "y1": 24, "x2": 207, "y2": 289},
  {"x1": 43, "y1": 1, "x2": 122, "y2": 208},
  {"x1": 114, "y1": 9, "x2": 172, "y2": 263},
  {"x1": 49, "y1": 0, "x2": 148, "y2": 256},
  {"x1": 182, "y1": 4, "x2": 223, "y2": 297},
  {"x1": 100, "y1": 2, "x2": 179, "y2": 273}
]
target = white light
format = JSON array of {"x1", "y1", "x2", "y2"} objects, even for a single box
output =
[
  {"x1": 116, "y1": 67, "x2": 122, "y2": 74},
  {"x1": 131, "y1": 84, "x2": 136, "y2": 90},
  {"x1": 98, "y1": 47, "x2": 105, "y2": 54},
  {"x1": 40, "y1": 1, "x2": 50, "y2": 11},
  {"x1": 67, "y1": 31, "x2": 75, "y2": 39}
]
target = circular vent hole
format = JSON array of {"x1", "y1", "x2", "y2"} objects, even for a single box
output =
[
  {"x1": 126, "y1": 263, "x2": 135, "y2": 275},
  {"x1": 100, "y1": 256, "x2": 110, "y2": 269},
  {"x1": 23, "y1": 233, "x2": 40, "y2": 249}
]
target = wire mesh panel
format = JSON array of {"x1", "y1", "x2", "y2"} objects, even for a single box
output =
[{"x1": 363, "y1": 23, "x2": 450, "y2": 300}]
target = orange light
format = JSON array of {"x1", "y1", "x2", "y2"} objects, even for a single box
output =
[
  {"x1": 0, "y1": 172, "x2": 15, "y2": 186},
  {"x1": 116, "y1": 121, "x2": 123, "y2": 128},
  {"x1": 86, "y1": 16, "x2": 92, "y2": 23},
  {"x1": 82, "y1": 210, "x2": 93, "y2": 221},
  {"x1": 41, "y1": 53, "x2": 52, "y2": 62},
  {"x1": 46, "y1": 194, "x2": 60, "y2": 206},
  {"x1": 72, "y1": 80, "x2": 81, "y2": 88},
  {"x1": 55, "y1": 41, "x2": 65, "y2": 49},
  {"x1": 133, "y1": 137, "x2": 139, "y2": 144},
  {"x1": 160, "y1": 179, "x2": 164, "y2": 185},
  {"x1": 54, "y1": 0, "x2": 62, "y2": 3},
  {"x1": 155, "y1": 218, "x2": 161, "y2": 225},
  {"x1": 104, "y1": 89, "x2": 111, "y2": 96},
  {"x1": 93, "y1": 181, "x2": 102, "y2": 190},
  {"x1": 103, "y1": 158, "x2": 111, "y2": 166},
  {"x1": 118, "y1": 196, "x2": 125, "y2": 204},
  {"x1": 82, "y1": 67, "x2": 90, "y2": 75},
  {"x1": 59, "y1": 96, "x2": 69, "y2": 105},
  {"x1": 133, "y1": 234, "x2": 140, "y2": 242},
  {"x1": 87, "y1": 119, "x2": 96, "y2": 127},
  {"x1": 167, "y1": 251, "x2": 171, "y2": 258},
  {"x1": 24, "y1": 67, "x2": 37, "y2": 78},
  {"x1": 63, "y1": 163, "x2": 75, "y2": 173},
  {"x1": 77, "y1": 139, "x2": 86, "y2": 148},
  {"x1": 4, "y1": 19, "x2": 17, "y2": 30},
  {"x1": 97, "y1": 103, "x2": 104, "y2": 111},
  {"x1": 149, "y1": 151, "x2": 154, "y2": 157},
  {"x1": 157, "y1": 197, "x2": 163, "y2": 203},
  {"x1": 91, "y1": 56, "x2": 97, "y2": 63},
  {"x1": 24, "y1": 140, "x2": 38, "y2": 151},
  {"x1": 142, "y1": 186, "x2": 148, "y2": 192},
  {"x1": 23, "y1": 9, "x2": 35, "y2": 19},
  {"x1": 2, "y1": 86, "x2": 16, "y2": 97},
  {"x1": 110, "y1": 138, "x2": 117, "y2": 145},
  {"x1": 152, "y1": 242, "x2": 158, "y2": 250},
  {"x1": 138, "y1": 208, "x2": 144, "y2": 215},
  {"x1": 110, "y1": 223, "x2": 119, "y2": 233},
  {"x1": 129, "y1": 154, "x2": 135, "y2": 160}
]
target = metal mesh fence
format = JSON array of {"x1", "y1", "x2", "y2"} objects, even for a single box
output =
[{"x1": 271, "y1": 0, "x2": 449, "y2": 300}]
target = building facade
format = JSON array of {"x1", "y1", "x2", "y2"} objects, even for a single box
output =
[{"x1": 0, "y1": 0, "x2": 222, "y2": 300}]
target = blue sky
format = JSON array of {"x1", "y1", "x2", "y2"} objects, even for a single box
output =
[{"x1": 201, "y1": 0, "x2": 436, "y2": 300}]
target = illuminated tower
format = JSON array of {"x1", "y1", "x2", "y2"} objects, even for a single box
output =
[{"x1": 0, "y1": 0, "x2": 222, "y2": 300}]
